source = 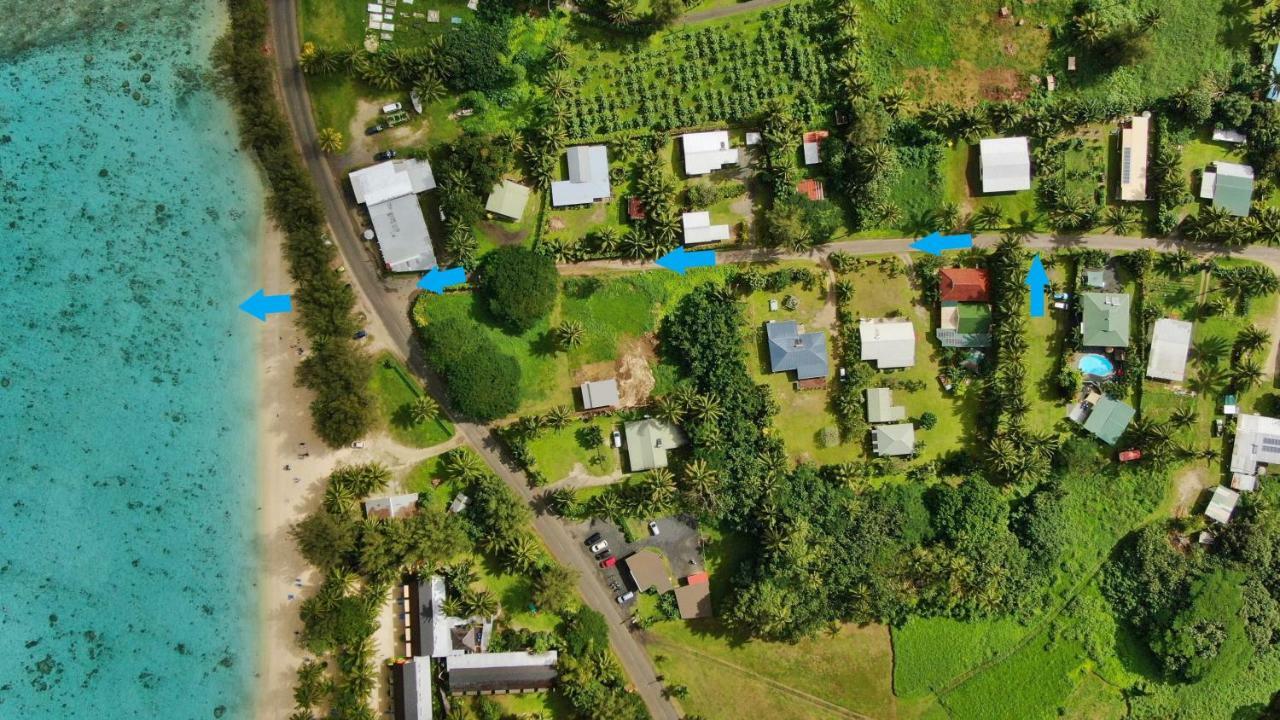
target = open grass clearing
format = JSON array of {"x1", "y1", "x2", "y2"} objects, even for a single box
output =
[
  {"x1": 368, "y1": 351, "x2": 455, "y2": 447},
  {"x1": 526, "y1": 415, "x2": 620, "y2": 483}
]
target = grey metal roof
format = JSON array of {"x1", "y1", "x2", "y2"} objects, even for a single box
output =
[
  {"x1": 866, "y1": 387, "x2": 906, "y2": 423},
  {"x1": 369, "y1": 194, "x2": 437, "y2": 272},
  {"x1": 446, "y1": 651, "x2": 559, "y2": 695},
  {"x1": 1230, "y1": 413, "x2": 1280, "y2": 475},
  {"x1": 581, "y1": 379, "x2": 620, "y2": 409},
  {"x1": 765, "y1": 321, "x2": 828, "y2": 380},
  {"x1": 551, "y1": 145, "x2": 612, "y2": 206},
  {"x1": 394, "y1": 658, "x2": 432, "y2": 720},
  {"x1": 872, "y1": 423, "x2": 915, "y2": 456},
  {"x1": 1146, "y1": 319, "x2": 1192, "y2": 382}
]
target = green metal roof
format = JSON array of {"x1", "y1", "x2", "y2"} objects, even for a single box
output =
[
  {"x1": 1213, "y1": 173, "x2": 1254, "y2": 217},
  {"x1": 1080, "y1": 293, "x2": 1131, "y2": 348},
  {"x1": 485, "y1": 180, "x2": 531, "y2": 220},
  {"x1": 954, "y1": 303, "x2": 991, "y2": 334},
  {"x1": 1083, "y1": 396, "x2": 1135, "y2": 446}
]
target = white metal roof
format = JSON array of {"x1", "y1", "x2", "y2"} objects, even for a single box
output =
[
  {"x1": 1205, "y1": 486, "x2": 1239, "y2": 524},
  {"x1": 446, "y1": 650, "x2": 558, "y2": 671},
  {"x1": 581, "y1": 379, "x2": 620, "y2": 409},
  {"x1": 859, "y1": 318, "x2": 916, "y2": 369},
  {"x1": 681, "y1": 211, "x2": 730, "y2": 245},
  {"x1": 803, "y1": 141, "x2": 821, "y2": 165},
  {"x1": 681, "y1": 131, "x2": 739, "y2": 176},
  {"x1": 350, "y1": 159, "x2": 436, "y2": 206},
  {"x1": 1145, "y1": 318, "x2": 1191, "y2": 382},
  {"x1": 369, "y1": 194, "x2": 436, "y2": 272},
  {"x1": 1215, "y1": 161, "x2": 1254, "y2": 179},
  {"x1": 550, "y1": 145, "x2": 611, "y2": 206},
  {"x1": 1230, "y1": 413, "x2": 1280, "y2": 476},
  {"x1": 1118, "y1": 115, "x2": 1150, "y2": 201},
  {"x1": 1212, "y1": 128, "x2": 1248, "y2": 144},
  {"x1": 979, "y1": 137, "x2": 1031, "y2": 193}
]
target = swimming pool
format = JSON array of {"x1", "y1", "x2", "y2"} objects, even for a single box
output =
[{"x1": 1078, "y1": 353, "x2": 1115, "y2": 377}]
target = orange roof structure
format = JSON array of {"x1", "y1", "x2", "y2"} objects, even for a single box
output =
[
  {"x1": 627, "y1": 197, "x2": 645, "y2": 220},
  {"x1": 803, "y1": 130, "x2": 830, "y2": 143},
  {"x1": 939, "y1": 268, "x2": 991, "y2": 303},
  {"x1": 796, "y1": 179, "x2": 825, "y2": 201},
  {"x1": 684, "y1": 571, "x2": 709, "y2": 585}
]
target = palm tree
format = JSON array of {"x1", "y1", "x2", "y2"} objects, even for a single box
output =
[
  {"x1": 544, "y1": 405, "x2": 573, "y2": 430},
  {"x1": 935, "y1": 202, "x2": 962, "y2": 233},
  {"x1": 643, "y1": 468, "x2": 677, "y2": 510},
  {"x1": 443, "y1": 448, "x2": 486, "y2": 481},
  {"x1": 409, "y1": 395, "x2": 439, "y2": 425},
  {"x1": 654, "y1": 394, "x2": 685, "y2": 425},
  {"x1": 412, "y1": 74, "x2": 446, "y2": 105},
  {"x1": 1102, "y1": 206, "x2": 1140, "y2": 235},
  {"x1": 441, "y1": 596, "x2": 467, "y2": 618},
  {"x1": 1073, "y1": 11, "x2": 1108, "y2": 46},
  {"x1": 970, "y1": 204, "x2": 1004, "y2": 232},
  {"x1": 593, "y1": 490, "x2": 623, "y2": 519},
  {"x1": 1169, "y1": 404, "x2": 1197, "y2": 429},
  {"x1": 680, "y1": 459, "x2": 719, "y2": 512},
  {"x1": 1159, "y1": 248, "x2": 1195, "y2": 277},
  {"x1": 1231, "y1": 359, "x2": 1264, "y2": 392},
  {"x1": 880, "y1": 87, "x2": 908, "y2": 117},
  {"x1": 556, "y1": 320, "x2": 586, "y2": 350},
  {"x1": 444, "y1": 559, "x2": 479, "y2": 589},
  {"x1": 468, "y1": 589, "x2": 500, "y2": 619},
  {"x1": 1236, "y1": 325, "x2": 1271, "y2": 357},
  {"x1": 505, "y1": 533, "x2": 540, "y2": 572},
  {"x1": 1193, "y1": 335, "x2": 1230, "y2": 366},
  {"x1": 1252, "y1": 206, "x2": 1280, "y2": 246},
  {"x1": 543, "y1": 487, "x2": 575, "y2": 516},
  {"x1": 548, "y1": 40, "x2": 572, "y2": 68},
  {"x1": 317, "y1": 127, "x2": 344, "y2": 154},
  {"x1": 858, "y1": 142, "x2": 895, "y2": 177},
  {"x1": 543, "y1": 70, "x2": 574, "y2": 99},
  {"x1": 1190, "y1": 363, "x2": 1229, "y2": 396},
  {"x1": 323, "y1": 482, "x2": 357, "y2": 516},
  {"x1": 1137, "y1": 7, "x2": 1163, "y2": 32},
  {"x1": 1254, "y1": 5, "x2": 1280, "y2": 43},
  {"x1": 689, "y1": 393, "x2": 723, "y2": 425}
]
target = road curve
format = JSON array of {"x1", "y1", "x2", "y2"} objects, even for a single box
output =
[{"x1": 264, "y1": 3, "x2": 679, "y2": 718}]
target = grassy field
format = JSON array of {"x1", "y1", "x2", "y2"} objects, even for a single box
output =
[
  {"x1": 942, "y1": 144, "x2": 1040, "y2": 222},
  {"x1": 937, "y1": 636, "x2": 1091, "y2": 720},
  {"x1": 526, "y1": 415, "x2": 620, "y2": 483},
  {"x1": 367, "y1": 352, "x2": 455, "y2": 447},
  {"x1": 892, "y1": 615, "x2": 1029, "y2": 698}
]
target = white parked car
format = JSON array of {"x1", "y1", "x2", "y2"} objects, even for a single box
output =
[
  {"x1": 382, "y1": 101, "x2": 403, "y2": 114},
  {"x1": 648, "y1": 521, "x2": 660, "y2": 536},
  {"x1": 589, "y1": 540, "x2": 609, "y2": 554},
  {"x1": 611, "y1": 430, "x2": 622, "y2": 448},
  {"x1": 616, "y1": 591, "x2": 635, "y2": 604},
  {"x1": 351, "y1": 441, "x2": 365, "y2": 449}
]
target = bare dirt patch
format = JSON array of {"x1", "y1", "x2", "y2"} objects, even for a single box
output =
[
  {"x1": 347, "y1": 99, "x2": 432, "y2": 162},
  {"x1": 572, "y1": 360, "x2": 616, "y2": 386},
  {"x1": 979, "y1": 67, "x2": 1026, "y2": 101},
  {"x1": 548, "y1": 216, "x2": 567, "y2": 231},
  {"x1": 1172, "y1": 465, "x2": 1211, "y2": 518},
  {"x1": 478, "y1": 220, "x2": 528, "y2": 246},
  {"x1": 616, "y1": 335, "x2": 658, "y2": 407}
]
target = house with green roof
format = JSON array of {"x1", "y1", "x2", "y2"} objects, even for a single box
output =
[
  {"x1": 623, "y1": 418, "x2": 686, "y2": 472},
  {"x1": 485, "y1": 179, "x2": 532, "y2": 220},
  {"x1": 1080, "y1": 292, "x2": 1131, "y2": 348},
  {"x1": 1081, "y1": 396, "x2": 1135, "y2": 446},
  {"x1": 1199, "y1": 162, "x2": 1255, "y2": 217}
]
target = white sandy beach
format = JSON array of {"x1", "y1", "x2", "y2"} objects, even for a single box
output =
[{"x1": 252, "y1": 219, "x2": 460, "y2": 718}]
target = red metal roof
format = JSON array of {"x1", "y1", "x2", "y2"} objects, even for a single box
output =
[
  {"x1": 628, "y1": 197, "x2": 645, "y2": 220},
  {"x1": 796, "y1": 179, "x2": 825, "y2": 201},
  {"x1": 939, "y1": 268, "x2": 991, "y2": 303},
  {"x1": 803, "y1": 130, "x2": 830, "y2": 143},
  {"x1": 684, "y1": 571, "x2": 709, "y2": 585}
]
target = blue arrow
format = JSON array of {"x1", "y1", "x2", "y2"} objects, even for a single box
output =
[
  {"x1": 239, "y1": 289, "x2": 292, "y2": 322},
  {"x1": 656, "y1": 247, "x2": 716, "y2": 275},
  {"x1": 416, "y1": 266, "x2": 468, "y2": 294},
  {"x1": 1026, "y1": 255, "x2": 1049, "y2": 318},
  {"x1": 909, "y1": 231, "x2": 973, "y2": 255}
]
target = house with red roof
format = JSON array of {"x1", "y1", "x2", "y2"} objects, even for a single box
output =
[{"x1": 937, "y1": 268, "x2": 992, "y2": 348}]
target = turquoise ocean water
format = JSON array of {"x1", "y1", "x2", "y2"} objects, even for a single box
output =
[{"x1": 0, "y1": 1, "x2": 262, "y2": 717}]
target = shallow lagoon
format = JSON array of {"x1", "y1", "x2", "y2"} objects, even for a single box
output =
[{"x1": 0, "y1": 1, "x2": 261, "y2": 716}]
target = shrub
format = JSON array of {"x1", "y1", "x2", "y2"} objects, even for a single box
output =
[
  {"x1": 478, "y1": 246, "x2": 559, "y2": 332},
  {"x1": 422, "y1": 317, "x2": 521, "y2": 420}
]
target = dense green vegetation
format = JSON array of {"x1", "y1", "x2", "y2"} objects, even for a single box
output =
[
  {"x1": 477, "y1": 246, "x2": 560, "y2": 332},
  {"x1": 217, "y1": 0, "x2": 375, "y2": 447}
]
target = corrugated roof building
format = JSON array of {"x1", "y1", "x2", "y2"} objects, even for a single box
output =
[
  {"x1": 624, "y1": 418, "x2": 686, "y2": 472},
  {"x1": 681, "y1": 131, "x2": 739, "y2": 176},
  {"x1": 1146, "y1": 318, "x2": 1192, "y2": 382},
  {"x1": 859, "y1": 318, "x2": 916, "y2": 369},
  {"x1": 979, "y1": 137, "x2": 1031, "y2": 193},
  {"x1": 550, "y1": 146, "x2": 612, "y2": 207},
  {"x1": 446, "y1": 651, "x2": 559, "y2": 695},
  {"x1": 349, "y1": 159, "x2": 438, "y2": 272},
  {"x1": 765, "y1": 321, "x2": 828, "y2": 381},
  {"x1": 1080, "y1": 293, "x2": 1131, "y2": 348},
  {"x1": 1118, "y1": 114, "x2": 1151, "y2": 201}
]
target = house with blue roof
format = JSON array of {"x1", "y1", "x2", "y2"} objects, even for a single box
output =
[{"x1": 765, "y1": 321, "x2": 828, "y2": 383}]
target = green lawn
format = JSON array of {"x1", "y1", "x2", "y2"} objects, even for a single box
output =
[
  {"x1": 892, "y1": 615, "x2": 1030, "y2": 698},
  {"x1": 942, "y1": 144, "x2": 1040, "y2": 224},
  {"x1": 1024, "y1": 264, "x2": 1070, "y2": 434},
  {"x1": 368, "y1": 352, "x2": 455, "y2": 447},
  {"x1": 937, "y1": 637, "x2": 1090, "y2": 720},
  {"x1": 526, "y1": 415, "x2": 619, "y2": 483}
]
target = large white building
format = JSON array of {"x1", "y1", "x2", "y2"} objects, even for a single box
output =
[
  {"x1": 1118, "y1": 114, "x2": 1151, "y2": 201},
  {"x1": 681, "y1": 131, "x2": 739, "y2": 176},
  {"x1": 859, "y1": 318, "x2": 916, "y2": 369},
  {"x1": 1146, "y1": 318, "x2": 1192, "y2": 383},
  {"x1": 550, "y1": 145, "x2": 612, "y2": 207},
  {"x1": 349, "y1": 159, "x2": 437, "y2": 272},
  {"x1": 681, "y1": 211, "x2": 731, "y2": 245},
  {"x1": 979, "y1": 137, "x2": 1031, "y2": 193}
]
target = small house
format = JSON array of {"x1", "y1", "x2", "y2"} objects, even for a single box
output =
[
  {"x1": 802, "y1": 130, "x2": 829, "y2": 165},
  {"x1": 484, "y1": 179, "x2": 531, "y2": 220},
  {"x1": 1118, "y1": 114, "x2": 1151, "y2": 202},
  {"x1": 1146, "y1": 318, "x2": 1192, "y2": 383},
  {"x1": 623, "y1": 418, "x2": 686, "y2": 472},
  {"x1": 1081, "y1": 396, "x2": 1135, "y2": 446},
  {"x1": 550, "y1": 146, "x2": 611, "y2": 207},
  {"x1": 1269, "y1": 44, "x2": 1280, "y2": 101},
  {"x1": 580, "y1": 379, "x2": 620, "y2": 410},
  {"x1": 363, "y1": 493, "x2": 420, "y2": 520},
  {"x1": 674, "y1": 573, "x2": 712, "y2": 619},
  {"x1": 681, "y1": 131, "x2": 739, "y2": 176},
  {"x1": 979, "y1": 137, "x2": 1032, "y2": 193},
  {"x1": 1080, "y1": 292, "x2": 1131, "y2": 348},
  {"x1": 623, "y1": 551, "x2": 672, "y2": 593},
  {"x1": 1199, "y1": 162, "x2": 1255, "y2": 217},
  {"x1": 937, "y1": 267, "x2": 992, "y2": 348},
  {"x1": 872, "y1": 423, "x2": 916, "y2": 457},
  {"x1": 682, "y1": 211, "x2": 731, "y2": 245},
  {"x1": 866, "y1": 387, "x2": 906, "y2": 424},
  {"x1": 1229, "y1": 413, "x2": 1280, "y2": 484},
  {"x1": 1205, "y1": 486, "x2": 1240, "y2": 524},
  {"x1": 859, "y1": 318, "x2": 916, "y2": 369},
  {"x1": 765, "y1": 321, "x2": 828, "y2": 381},
  {"x1": 796, "y1": 178, "x2": 825, "y2": 201}
]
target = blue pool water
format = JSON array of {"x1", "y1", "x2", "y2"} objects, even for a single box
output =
[
  {"x1": 0, "y1": 2, "x2": 261, "y2": 717},
  {"x1": 1078, "y1": 353, "x2": 1116, "y2": 377}
]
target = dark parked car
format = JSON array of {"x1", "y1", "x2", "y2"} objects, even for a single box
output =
[
  {"x1": 584, "y1": 532, "x2": 603, "y2": 547},
  {"x1": 353, "y1": 330, "x2": 368, "y2": 340},
  {"x1": 373, "y1": 149, "x2": 397, "y2": 161},
  {"x1": 365, "y1": 123, "x2": 386, "y2": 135}
]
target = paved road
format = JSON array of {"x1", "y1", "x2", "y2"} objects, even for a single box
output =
[{"x1": 265, "y1": 3, "x2": 679, "y2": 718}]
